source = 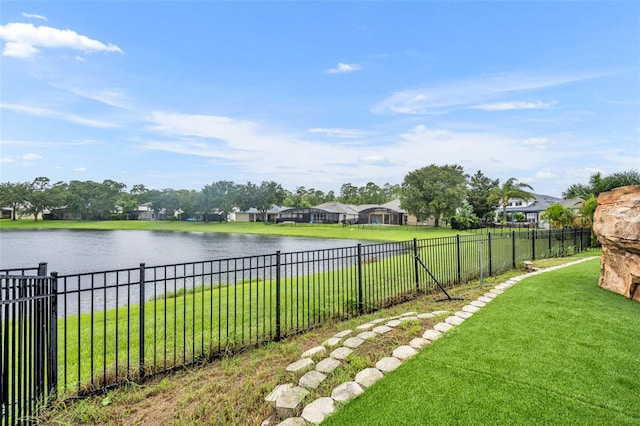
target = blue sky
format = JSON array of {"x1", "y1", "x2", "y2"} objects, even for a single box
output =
[{"x1": 1, "y1": 1, "x2": 639, "y2": 198}]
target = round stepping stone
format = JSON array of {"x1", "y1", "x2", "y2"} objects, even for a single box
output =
[
  {"x1": 386, "y1": 319, "x2": 402, "y2": 327},
  {"x1": 357, "y1": 331, "x2": 377, "y2": 340},
  {"x1": 301, "y1": 397, "x2": 335, "y2": 424},
  {"x1": 455, "y1": 311, "x2": 473, "y2": 319},
  {"x1": 316, "y1": 357, "x2": 341, "y2": 374},
  {"x1": 355, "y1": 368, "x2": 384, "y2": 388},
  {"x1": 322, "y1": 337, "x2": 342, "y2": 347},
  {"x1": 343, "y1": 336, "x2": 365, "y2": 348},
  {"x1": 286, "y1": 358, "x2": 314, "y2": 373},
  {"x1": 445, "y1": 315, "x2": 464, "y2": 326},
  {"x1": 392, "y1": 345, "x2": 417, "y2": 360},
  {"x1": 331, "y1": 381, "x2": 363, "y2": 402},
  {"x1": 422, "y1": 329, "x2": 442, "y2": 341},
  {"x1": 356, "y1": 323, "x2": 375, "y2": 330},
  {"x1": 276, "y1": 386, "x2": 309, "y2": 418},
  {"x1": 301, "y1": 346, "x2": 326, "y2": 359},
  {"x1": 330, "y1": 346, "x2": 353, "y2": 360},
  {"x1": 265, "y1": 383, "x2": 293, "y2": 407},
  {"x1": 434, "y1": 322, "x2": 453, "y2": 333},
  {"x1": 333, "y1": 330, "x2": 352, "y2": 339},
  {"x1": 470, "y1": 300, "x2": 486, "y2": 308},
  {"x1": 372, "y1": 325, "x2": 393, "y2": 334},
  {"x1": 409, "y1": 337, "x2": 431, "y2": 349},
  {"x1": 376, "y1": 357, "x2": 402, "y2": 373},
  {"x1": 298, "y1": 370, "x2": 326, "y2": 389},
  {"x1": 417, "y1": 312, "x2": 435, "y2": 319},
  {"x1": 462, "y1": 305, "x2": 480, "y2": 313},
  {"x1": 275, "y1": 417, "x2": 306, "y2": 426}
]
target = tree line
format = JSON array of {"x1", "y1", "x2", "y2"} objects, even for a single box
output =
[{"x1": 0, "y1": 167, "x2": 637, "y2": 227}]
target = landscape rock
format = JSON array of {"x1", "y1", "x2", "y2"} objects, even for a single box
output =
[
  {"x1": 422, "y1": 329, "x2": 442, "y2": 341},
  {"x1": 455, "y1": 311, "x2": 473, "y2": 319},
  {"x1": 478, "y1": 296, "x2": 493, "y2": 303},
  {"x1": 330, "y1": 346, "x2": 353, "y2": 360},
  {"x1": 355, "y1": 367, "x2": 384, "y2": 388},
  {"x1": 286, "y1": 358, "x2": 314, "y2": 373},
  {"x1": 315, "y1": 357, "x2": 341, "y2": 374},
  {"x1": 276, "y1": 417, "x2": 306, "y2": 426},
  {"x1": 333, "y1": 330, "x2": 352, "y2": 338},
  {"x1": 265, "y1": 383, "x2": 293, "y2": 407},
  {"x1": 434, "y1": 322, "x2": 453, "y2": 333},
  {"x1": 356, "y1": 323, "x2": 375, "y2": 330},
  {"x1": 357, "y1": 331, "x2": 377, "y2": 340},
  {"x1": 445, "y1": 315, "x2": 464, "y2": 326},
  {"x1": 298, "y1": 370, "x2": 326, "y2": 389},
  {"x1": 301, "y1": 346, "x2": 326, "y2": 359},
  {"x1": 331, "y1": 381, "x2": 364, "y2": 402},
  {"x1": 417, "y1": 312, "x2": 435, "y2": 319},
  {"x1": 276, "y1": 386, "x2": 309, "y2": 418},
  {"x1": 386, "y1": 319, "x2": 403, "y2": 327},
  {"x1": 593, "y1": 185, "x2": 640, "y2": 302},
  {"x1": 462, "y1": 305, "x2": 480, "y2": 313},
  {"x1": 470, "y1": 300, "x2": 486, "y2": 308},
  {"x1": 409, "y1": 337, "x2": 430, "y2": 349},
  {"x1": 322, "y1": 337, "x2": 342, "y2": 347},
  {"x1": 342, "y1": 336, "x2": 365, "y2": 348},
  {"x1": 376, "y1": 357, "x2": 402, "y2": 373},
  {"x1": 301, "y1": 397, "x2": 335, "y2": 424},
  {"x1": 372, "y1": 325, "x2": 393, "y2": 334},
  {"x1": 392, "y1": 345, "x2": 418, "y2": 360}
]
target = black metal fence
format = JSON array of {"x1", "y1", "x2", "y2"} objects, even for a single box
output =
[{"x1": 1, "y1": 227, "x2": 591, "y2": 423}]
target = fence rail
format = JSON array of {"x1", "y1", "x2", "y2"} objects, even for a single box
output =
[{"x1": 1, "y1": 227, "x2": 591, "y2": 423}]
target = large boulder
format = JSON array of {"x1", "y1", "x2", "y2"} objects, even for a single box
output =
[{"x1": 592, "y1": 185, "x2": 640, "y2": 302}]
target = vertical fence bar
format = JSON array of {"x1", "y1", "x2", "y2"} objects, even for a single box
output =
[
  {"x1": 139, "y1": 263, "x2": 145, "y2": 380},
  {"x1": 532, "y1": 229, "x2": 536, "y2": 261},
  {"x1": 413, "y1": 238, "x2": 420, "y2": 292},
  {"x1": 49, "y1": 273, "x2": 58, "y2": 399},
  {"x1": 456, "y1": 235, "x2": 462, "y2": 284},
  {"x1": 512, "y1": 231, "x2": 517, "y2": 269},
  {"x1": 357, "y1": 244, "x2": 364, "y2": 315},
  {"x1": 275, "y1": 251, "x2": 281, "y2": 342},
  {"x1": 488, "y1": 233, "x2": 493, "y2": 276}
]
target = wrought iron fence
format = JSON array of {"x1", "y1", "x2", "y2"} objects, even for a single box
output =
[{"x1": 1, "y1": 227, "x2": 592, "y2": 423}]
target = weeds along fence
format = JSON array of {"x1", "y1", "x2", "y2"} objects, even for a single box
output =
[{"x1": 1, "y1": 227, "x2": 591, "y2": 423}]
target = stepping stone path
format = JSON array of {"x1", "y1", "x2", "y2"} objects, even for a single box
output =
[{"x1": 265, "y1": 257, "x2": 597, "y2": 425}]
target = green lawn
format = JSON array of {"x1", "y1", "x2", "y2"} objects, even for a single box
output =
[
  {"x1": 0, "y1": 219, "x2": 506, "y2": 242},
  {"x1": 323, "y1": 258, "x2": 640, "y2": 425}
]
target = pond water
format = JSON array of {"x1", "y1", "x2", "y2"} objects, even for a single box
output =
[{"x1": 0, "y1": 229, "x2": 369, "y2": 275}]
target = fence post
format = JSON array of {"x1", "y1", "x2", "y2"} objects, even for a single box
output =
[
  {"x1": 531, "y1": 229, "x2": 536, "y2": 261},
  {"x1": 561, "y1": 228, "x2": 565, "y2": 254},
  {"x1": 38, "y1": 262, "x2": 47, "y2": 277},
  {"x1": 49, "y1": 272, "x2": 58, "y2": 398},
  {"x1": 488, "y1": 233, "x2": 493, "y2": 276},
  {"x1": 512, "y1": 231, "x2": 516, "y2": 269},
  {"x1": 357, "y1": 244, "x2": 364, "y2": 315},
  {"x1": 275, "y1": 252, "x2": 281, "y2": 341},
  {"x1": 139, "y1": 263, "x2": 145, "y2": 379},
  {"x1": 456, "y1": 235, "x2": 461, "y2": 284},
  {"x1": 413, "y1": 238, "x2": 420, "y2": 292}
]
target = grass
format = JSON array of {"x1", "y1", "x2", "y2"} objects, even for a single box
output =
[
  {"x1": 36, "y1": 255, "x2": 600, "y2": 425},
  {"x1": 0, "y1": 219, "x2": 521, "y2": 242},
  {"x1": 322, "y1": 257, "x2": 640, "y2": 425}
]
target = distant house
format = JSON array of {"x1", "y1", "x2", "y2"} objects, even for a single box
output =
[
  {"x1": 278, "y1": 202, "x2": 360, "y2": 224},
  {"x1": 130, "y1": 202, "x2": 167, "y2": 220},
  {"x1": 233, "y1": 206, "x2": 285, "y2": 223},
  {"x1": 499, "y1": 193, "x2": 565, "y2": 227}
]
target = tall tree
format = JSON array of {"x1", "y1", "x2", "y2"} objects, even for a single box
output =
[
  {"x1": 199, "y1": 181, "x2": 237, "y2": 222},
  {"x1": 466, "y1": 170, "x2": 500, "y2": 219},
  {"x1": 490, "y1": 178, "x2": 535, "y2": 224},
  {"x1": 400, "y1": 164, "x2": 467, "y2": 227},
  {"x1": 0, "y1": 181, "x2": 30, "y2": 220},
  {"x1": 541, "y1": 203, "x2": 575, "y2": 229},
  {"x1": 255, "y1": 181, "x2": 285, "y2": 222}
]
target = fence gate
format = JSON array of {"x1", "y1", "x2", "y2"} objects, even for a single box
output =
[{"x1": 1, "y1": 274, "x2": 57, "y2": 425}]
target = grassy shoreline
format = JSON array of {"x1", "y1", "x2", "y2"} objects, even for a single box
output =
[{"x1": 0, "y1": 219, "x2": 524, "y2": 242}]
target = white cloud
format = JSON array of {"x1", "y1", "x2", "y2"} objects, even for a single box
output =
[
  {"x1": 325, "y1": 62, "x2": 361, "y2": 74},
  {"x1": 473, "y1": 100, "x2": 557, "y2": 111},
  {"x1": 308, "y1": 128, "x2": 370, "y2": 139},
  {"x1": 520, "y1": 137, "x2": 551, "y2": 149},
  {"x1": 73, "y1": 167, "x2": 87, "y2": 172},
  {"x1": 0, "y1": 22, "x2": 123, "y2": 58},
  {"x1": 534, "y1": 171, "x2": 557, "y2": 180},
  {"x1": 1, "y1": 103, "x2": 117, "y2": 128},
  {"x1": 22, "y1": 13, "x2": 47, "y2": 21},
  {"x1": 0, "y1": 157, "x2": 15, "y2": 163},
  {"x1": 22, "y1": 153, "x2": 42, "y2": 160},
  {"x1": 373, "y1": 71, "x2": 602, "y2": 115}
]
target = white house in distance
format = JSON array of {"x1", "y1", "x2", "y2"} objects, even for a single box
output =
[{"x1": 499, "y1": 193, "x2": 583, "y2": 228}]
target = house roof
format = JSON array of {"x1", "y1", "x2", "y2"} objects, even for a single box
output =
[
  {"x1": 504, "y1": 193, "x2": 563, "y2": 213},
  {"x1": 381, "y1": 198, "x2": 406, "y2": 213},
  {"x1": 313, "y1": 202, "x2": 361, "y2": 215}
]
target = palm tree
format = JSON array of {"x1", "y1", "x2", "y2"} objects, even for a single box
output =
[{"x1": 490, "y1": 178, "x2": 535, "y2": 224}]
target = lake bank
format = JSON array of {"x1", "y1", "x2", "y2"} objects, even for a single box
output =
[{"x1": 0, "y1": 219, "x2": 465, "y2": 242}]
